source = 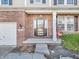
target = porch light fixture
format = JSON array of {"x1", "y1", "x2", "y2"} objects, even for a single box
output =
[
  {"x1": 18, "y1": 24, "x2": 24, "y2": 31},
  {"x1": 19, "y1": 24, "x2": 23, "y2": 29}
]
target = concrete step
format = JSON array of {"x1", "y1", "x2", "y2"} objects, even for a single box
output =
[{"x1": 35, "y1": 44, "x2": 50, "y2": 55}]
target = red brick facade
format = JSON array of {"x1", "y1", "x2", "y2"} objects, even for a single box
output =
[
  {"x1": 0, "y1": 11, "x2": 53, "y2": 46},
  {"x1": 0, "y1": 11, "x2": 26, "y2": 46},
  {"x1": 0, "y1": 11, "x2": 79, "y2": 46},
  {"x1": 25, "y1": 14, "x2": 52, "y2": 38}
]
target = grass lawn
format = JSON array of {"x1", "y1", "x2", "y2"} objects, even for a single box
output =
[{"x1": 61, "y1": 33, "x2": 79, "y2": 52}]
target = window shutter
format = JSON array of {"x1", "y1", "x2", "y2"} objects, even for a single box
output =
[
  {"x1": 74, "y1": 0, "x2": 77, "y2": 5},
  {"x1": 30, "y1": 0, "x2": 34, "y2": 4},
  {"x1": 9, "y1": 0, "x2": 12, "y2": 5},
  {"x1": 42, "y1": 0, "x2": 46, "y2": 4},
  {"x1": 54, "y1": 0, "x2": 57, "y2": 5},
  {"x1": 74, "y1": 16, "x2": 78, "y2": 31}
]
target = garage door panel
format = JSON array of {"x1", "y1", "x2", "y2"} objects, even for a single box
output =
[{"x1": 0, "y1": 22, "x2": 17, "y2": 46}]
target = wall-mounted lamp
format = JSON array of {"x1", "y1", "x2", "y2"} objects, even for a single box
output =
[
  {"x1": 18, "y1": 24, "x2": 24, "y2": 31},
  {"x1": 19, "y1": 24, "x2": 23, "y2": 29}
]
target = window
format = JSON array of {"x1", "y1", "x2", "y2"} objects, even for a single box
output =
[
  {"x1": 30, "y1": 0, "x2": 46, "y2": 4},
  {"x1": 54, "y1": 0, "x2": 57, "y2": 5},
  {"x1": 30, "y1": 0, "x2": 34, "y2": 4},
  {"x1": 42, "y1": 0, "x2": 46, "y2": 4},
  {"x1": 57, "y1": 16, "x2": 75, "y2": 32},
  {"x1": 57, "y1": 16, "x2": 65, "y2": 32},
  {"x1": 36, "y1": 0, "x2": 41, "y2": 3},
  {"x1": 58, "y1": 0, "x2": 64, "y2": 4},
  {"x1": 54, "y1": 0, "x2": 64, "y2": 5},
  {"x1": 66, "y1": 16, "x2": 74, "y2": 31},
  {"x1": 67, "y1": 0, "x2": 74, "y2": 4},
  {"x1": 1, "y1": 0, "x2": 12, "y2": 5},
  {"x1": 67, "y1": 0, "x2": 77, "y2": 5},
  {"x1": 54, "y1": 0, "x2": 77, "y2": 5}
]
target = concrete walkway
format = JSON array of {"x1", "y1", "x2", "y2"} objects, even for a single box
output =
[
  {"x1": 59, "y1": 57, "x2": 74, "y2": 59},
  {"x1": 3, "y1": 53, "x2": 47, "y2": 59},
  {"x1": 35, "y1": 44, "x2": 50, "y2": 55}
]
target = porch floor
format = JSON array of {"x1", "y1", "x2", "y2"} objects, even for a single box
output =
[{"x1": 23, "y1": 38, "x2": 61, "y2": 44}]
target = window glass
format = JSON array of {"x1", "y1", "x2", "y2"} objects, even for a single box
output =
[
  {"x1": 1, "y1": 0, "x2": 8, "y2": 4},
  {"x1": 54, "y1": 0, "x2": 57, "y2": 5},
  {"x1": 58, "y1": 0, "x2": 64, "y2": 4},
  {"x1": 57, "y1": 16, "x2": 65, "y2": 32},
  {"x1": 36, "y1": 0, "x2": 41, "y2": 2},
  {"x1": 58, "y1": 24, "x2": 65, "y2": 32},
  {"x1": 42, "y1": 0, "x2": 46, "y2": 4},
  {"x1": 67, "y1": 16, "x2": 74, "y2": 31},
  {"x1": 30, "y1": 0, "x2": 47, "y2": 4},
  {"x1": 74, "y1": 0, "x2": 77, "y2": 5},
  {"x1": 67, "y1": 24, "x2": 74, "y2": 31},
  {"x1": 9, "y1": 0, "x2": 12, "y2": 5},
  {"x1": 1, "y1": 0, "x2": 12, "y2": 5},
  {"x1": 67, "y1": 0, "x2": 73, "y2": 4},
  {"x1": 30, "y1": 0, "x2": 34, "y2": 4},
  {"x1": 57, "y1": 16, "x2": 75, "y2": 32}
]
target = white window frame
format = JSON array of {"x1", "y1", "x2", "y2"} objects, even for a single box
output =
[
  {"x1": 57, "y1": 16, "x2": 74, "y2": 32},
  {"x1": 34, "y1": 0, "x2": 42, "y2": 4},
  {"x1": 56, "y1": 0, "x2": 77, "y2": 5},
  {"x1": 67, "y1": 0, "x2": 74, "y2": 5},
  {"x1": 30, "y1": 0, "x2": 46, "y2": 4},
  {"x1": 66, "y1": 16, "x2": 74, "y2": 32},
  {"x1": 1, "y1": 0, "x2": 10, "y2": 5},
  {"x1": 57, "y1": 0, "x2": 64, "y2": 5}
]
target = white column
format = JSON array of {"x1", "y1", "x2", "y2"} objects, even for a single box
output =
[
  {"x1": 52, "y1": 12, "x2": 57, "y2": 41},
  {"x1": 0, "y1": 0, "x2": 1, "y2": 5},
  {"x1": 49, "y1": 0, "x2": 52, "y2": 7}
]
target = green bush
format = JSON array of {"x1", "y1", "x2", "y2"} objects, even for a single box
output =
[{"x1": 61, "y1": 34, "x2": 79, "y2": 52}]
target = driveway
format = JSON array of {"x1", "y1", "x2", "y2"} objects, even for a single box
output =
[
  {"x1": 0, "y1": 46, "x2": 47, "y2": 59},
  {"x1": 0, "y1": 46, "x2": 15, "y2": 58}
]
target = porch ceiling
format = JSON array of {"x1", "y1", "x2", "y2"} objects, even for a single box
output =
[{"x1": 25, "y1": 9, "x2": 79, "y2": 14}]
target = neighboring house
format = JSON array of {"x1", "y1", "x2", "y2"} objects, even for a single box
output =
[{"x1": 0, "y1": 0, "x2": 79, "y2": 46}]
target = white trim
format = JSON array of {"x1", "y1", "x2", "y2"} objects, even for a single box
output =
[
  {"x1": 49, "y1": 0, "x2": 52, "y2": 7},
  {"x1": 0, "y1": 0, "x2": 1, "y2": 5},
  {"x1": 64, "y1": 0, "x2": 67, "y2": 5},
  {"x1": 25, "y1": 0, "x2": 26, "y2": 6},
  {"x1": 52, "y1": 12, "x2": 57, "y2": 41},
  {"x1": 57, "y1": 16, "x2": 75, "y2": 32},
  {"x1": 56, "y1": 0, "x2": 76, "y2": 6},
  {"x1": 65, "y1": 16, "x2": 67, "y2": 31}
]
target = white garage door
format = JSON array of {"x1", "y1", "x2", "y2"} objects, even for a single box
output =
[{"x1": 0, "y1": 22, "x2": 17, "y2": 46}]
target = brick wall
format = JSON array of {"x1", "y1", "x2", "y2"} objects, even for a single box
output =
[
  {"x1": 25, "y1": 14, "x2": 52, "y2": 38},
  {"x1": 0, "y1": 11, "x2": 26, "y2": 46}
]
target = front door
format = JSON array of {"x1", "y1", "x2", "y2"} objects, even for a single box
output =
[{"x1": 34, "y1": 19, "x2": 47, "y2": 37}]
